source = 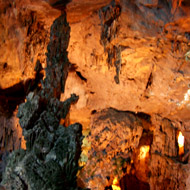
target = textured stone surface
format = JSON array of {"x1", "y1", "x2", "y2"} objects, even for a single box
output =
[
  {"x1": 2, "y1": 123, "x2": 82, "y2": 190},
  {"x1": 148, "y1": 116, "x2": 190, "y2": 190},
  {"x1": 67, "y1": 0, "x2": 190, "y2": 122},
  {"x1": 149, "y1": 154, "x2": 190, "y2": 190},
  {"x1": 0, "y1": 0, "x2": 57, "y2": 89},
  {"x1": 0, "y1": 112, "x2": 24, "y2": 152},
  {"x1": 79, "y1": 108, "x2": 143, "y2": 190},
  {"x1": 0, "y1": 0, "x2": 190, "y2": 190},
  {"x1": 1, "y1": 11, "x2": 83, "y2": 190},
  {"x1": 78, "y1": 110, "x2": 190, "y2": 190},
  {"x1": 1, "y1": 0, "x2": 190, "y2": 120},
  {"x1": 151, "y1": 116, "x2": 178, "y2": 157}
]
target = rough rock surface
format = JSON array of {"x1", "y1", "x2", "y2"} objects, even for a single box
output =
[
  {"x1": 79, "y1": 108, "x2": 143, "y2": 190},
  {"x1": 149, "y1": 154, "x2": 190, "y2": 190},
  {"x1": 0, "y1": 0, "x2": 190, "y2": 190},
  {"x1": 0, "y1": 112, "x2": 25, "y2": 153},
  {"x1": 1, "y1": 11, "x2": 83, "y2": 190},
  {"x1": 0, "y1": 0, "x2": 58, "y2": 89},
  {"x1": 0, "y1": 0, "x2": 190, "y2": 120},
  {"x1": 67, "y1": 0, "x2": 190, "y2": 122},
  {"x1": 149, "y1": 116, "x2": 190, "y2": 190},
  {"x1": 79, "y1": 110, "x2": 190, "y2": 190},
  {"x1": 151, "y1": 116, "x2": 178, "y2": 157}
]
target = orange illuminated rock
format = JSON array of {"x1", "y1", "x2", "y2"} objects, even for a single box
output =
[
  {"x1": 20, "y1": 136, "x2": 26, "y2": 150},
  {"x1": 112, "y1": 177, "x2": 121, "y2": 190},
  {"x1": 0, "y1": 0, "x2": 190, "y2": 190},
  {"x1": 139, "y1": 145, "x2": 150, "y2": 160},
  {"x1": 133, "y1": 132, "x2": 152, "y2": 184},
  {"x1": 178, "y1": 131, "x2": 184, "y2": 156}
]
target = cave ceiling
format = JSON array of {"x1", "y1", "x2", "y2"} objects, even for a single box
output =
[{"x1": 0, "y1": 0, "x2": 190, "y2": 124}]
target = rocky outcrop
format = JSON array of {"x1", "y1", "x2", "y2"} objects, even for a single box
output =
[
  {"x1": 1, "y1": 11, "x2": 83, "y2": 190},
  {"x1": 78, "y1": 110, "x2": 190, "y2": 190},
  {"x1": 0, "y1": 0, "x2": 190, "y2": 120},
  {"x1": 149, "y1": 154, "x2": 190, "y2": 190},
  {"x1": 149, "y1": 116, "x2": 190, "y2": 190},
  {"x1": 79, "y1": 108, "x2": 143, "y2": 190},
  {"x1": 151, "y1": 116, "x2": 178, "y2": 157}
]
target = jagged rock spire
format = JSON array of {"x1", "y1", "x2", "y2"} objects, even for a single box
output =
[{"x1": 1, "y1": 10, "x2": 82, "y2": 190}]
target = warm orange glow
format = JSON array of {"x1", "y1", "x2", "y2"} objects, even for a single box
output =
[
  {"x1": 178, "y1": 131, "x2": 184, "y2": 156},
  {"x1": 112, "y1": 177, "x2": 121, "y2": 190},
  {"x1": 139, "y1": 145, "x2": 150, "y2": 159},
  {"x1": 21, "y1": 136, "x2": 26, "y2": 150}
]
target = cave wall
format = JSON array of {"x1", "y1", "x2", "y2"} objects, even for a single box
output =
[
  {"x1": 66, "y1": 0, "x2": 190, "y2": 121},
  {"x1": 78, "y1": 109, "x2": 190, "y2": 190}
]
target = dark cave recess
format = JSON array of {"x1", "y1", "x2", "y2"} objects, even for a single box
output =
[
  {"x1": 104, "y1": 174, "x2": 150, "y2": 190},
  {"x1": 0, "y1": 61, "x2": 43, "y2": 116},
  {"x1": 120, "y1": 174, "x2": 150, "y2": 190}
]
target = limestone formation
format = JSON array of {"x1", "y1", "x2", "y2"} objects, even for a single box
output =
[
  {"x1": 79, "y1": 108, "x2": 143, "y2": 190},
  {"x1": 1, "y1": 11, "x2": 83, "y2": 190},
  {"x1": 0, "y1": 0, "x2": 190, "y2": 190},
  {"x1": 149, "y1": 116, "x2": 190, "y2": 190}
]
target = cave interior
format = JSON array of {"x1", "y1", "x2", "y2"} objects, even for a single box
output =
[{"x1": 0, "y1": 0, "x2": 190, "y2": 190}]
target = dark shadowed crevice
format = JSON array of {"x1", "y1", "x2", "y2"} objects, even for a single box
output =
[
  {"x1": 120, "y1": 174, "x2": 150, "y2": 190},
  {"x1": 145, "y1": 72, "x2": 153, "y2": 90},
  {"x1": 0, "y1": 60, "x2": 43, "y2": 117},
  {"x1": 76, "y1": 71, "x2": 87, "y2": 82},
  {"x1": 137, "y1": 112, "x2": 151, "y2": 123},
  {"x1": 91, "y1": 110, "x2": 97, "y2": 114}
]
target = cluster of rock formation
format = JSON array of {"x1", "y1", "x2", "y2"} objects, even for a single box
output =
[
  {"x1": 79, "y1": 109, "x2": 190, "y2": 190},
  {"x1": 1, "y1": 11, "x2": 83, "y2": 190}
]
